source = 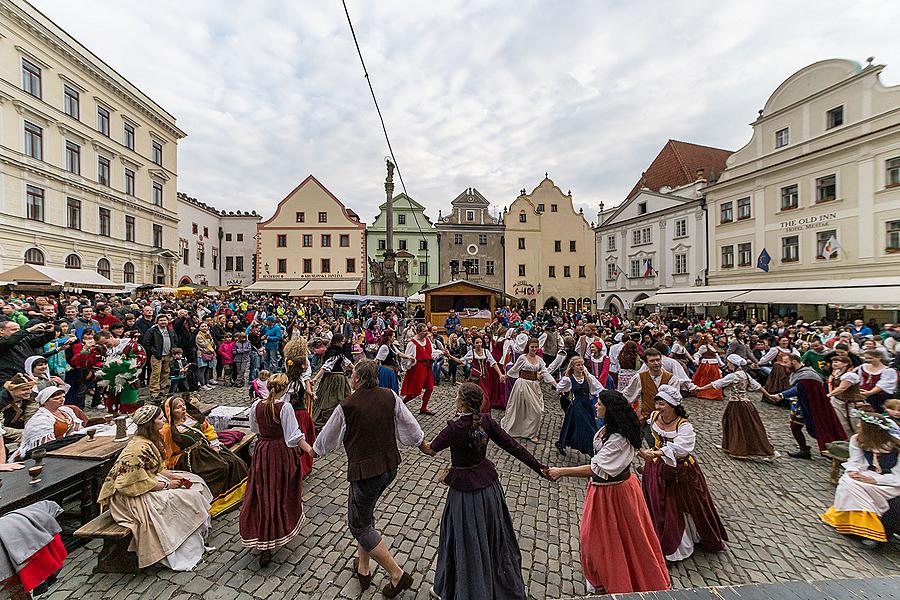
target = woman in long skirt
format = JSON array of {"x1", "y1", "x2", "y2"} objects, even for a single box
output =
[
  {"x1": 640, "y1": 385, "x2": 728, "y2": 561},
  {"x1": 555, "y1": 357, "x2": 603, "y2": 457},
  {"x1": 310, "y1": 335, "x2": 352, "y2": 429},
  {"x1": 284, "y1": 341, "x2": 317, "y2": 479},
  {"x1": 422, "y1": 383, "x2": 547, "y2": 599},
  {"x1": 759, "y1": 338, "x2": 797, "y2": 396},
  {"x1": 500, "y1": 338, "x2": 557, "y2": 443},
  {"x1": 239, "y1": 373, "x2": 314, "y2": 567},
  {"x1": 453, "y1": 335, "x2": 505, "y2": 412},
  {"x1": 549, "y1": 391, "x2": 670, "y2": 595},
  {"x1": 820, "y1": 411, "x2": 900, "y2": 547},
  {"x1": 501, "y1": 330, "x2": 523, "y2": 406},
  {"x1": 374, "y1": 329, "x2": 412, "y2": 394},
  {"x1": 691, "y1": 335, "x2": 724, "y2": 401},
  {"x1": 694, "y1": 354, "x2": 778, "y2": 460},
  {"x1": 827, "y1": 354, "x2": 864, "y2": 436}
]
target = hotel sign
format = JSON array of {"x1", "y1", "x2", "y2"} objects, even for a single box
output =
[
  {"x1": 513, "y1": 280, "x2": 537, "y2": 296},
  {"x1": 779, "y1": 211, "x2": 837, "y2": 233}
]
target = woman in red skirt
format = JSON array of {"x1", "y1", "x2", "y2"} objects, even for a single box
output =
[
  {"x1": 239, "y1": 373, "x2": 314, "y2": 567},
  {"x1": 455, "y1": 334, "x2": 506, "y2": 412},
  {"x1": 400, "y1": 324, "x2": 437, "y2": 415},
  {"x1": 549, "y1": 390, "x2": 670, "y2": 595},
  {"x1": 284, "y1": 338, "x2": 317, "y2": 479},
  {"x1": 691, "y1": 334, "x2": 724, "y2": 400}
]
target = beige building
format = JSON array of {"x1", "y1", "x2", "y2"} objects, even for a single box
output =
[
  {"x1": 249, "y1": 175, "x2": 366, "y2": 296},
  {"x1": 504, "y1": 176, "x2": 596, "y2": 311},
  {"x1": 0, "y1": 0, "x2": 184, "y2": 285},
  {"x1": 642, "y1": 59, "x2": 900, "y2": 320}
]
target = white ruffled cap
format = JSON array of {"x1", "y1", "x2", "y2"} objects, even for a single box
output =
[
  {"x1": 726, "y1": 353, "x2": 746, "y2": 367},
  {"x1": 36, "y1": 386, "x2": 64, "y2": 405},
  {"x1": 655, "y1": 384, "x2": 682, "y2": 406}
]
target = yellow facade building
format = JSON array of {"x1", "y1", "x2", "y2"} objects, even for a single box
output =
[
  {"x1": 250, "y1": 175, "x2": 366, "y2": 296},
  {"x1": 0, "y1": 0, "x2": 184, "y2": 285},
  {"x1": 503, "y1": 176, "x2": 596, "y2": 311}
]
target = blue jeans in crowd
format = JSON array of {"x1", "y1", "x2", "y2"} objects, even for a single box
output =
[
  {"x1": 249, "y1": 351, "x2": 261, "y2": 381},
  {"x1": 264, "y1": 348, "x2": 281, "y2": 372},
  {"x1": 432, "y1": 357, "x2": 444, "y2": 385}
]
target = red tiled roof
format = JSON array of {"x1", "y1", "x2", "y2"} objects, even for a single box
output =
[{"x1": 625, "y1": 140, "x2": 732, "y2": 200}]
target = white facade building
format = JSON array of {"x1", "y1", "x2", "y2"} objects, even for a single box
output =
[
  {"x1": 175, "y1": 192, "x2": 259, "y2": 288},
  {"x1": 0, "y1": 0, "x2": 184, "y2": 285},
  {"x1": 595, "y1": 180, "x2": 708, "y2": 312}
]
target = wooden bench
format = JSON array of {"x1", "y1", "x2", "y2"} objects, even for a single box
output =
[
  {"x1": 227, "y1": 427, "x2": 256, "y2": 464},
  {"x1": 74, "y1": 511, "x2": 138, "y2": 574},
  {"x1": 822, "y1": 450, "x2": 847, "y2": 486}
]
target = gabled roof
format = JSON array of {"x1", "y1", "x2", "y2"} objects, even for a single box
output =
[
  {"x1": 450, "y1": 187, "x2": 489, "y2": 207},
  {"x1": 259, "y1": 174, "x2": 362, "y2": 227},
  {"x1": 422, "y1": 279, "x2": 505, "y2": 296},
  {"x1": 625, "y1": 140, "x2": 732, "y2": 200}
]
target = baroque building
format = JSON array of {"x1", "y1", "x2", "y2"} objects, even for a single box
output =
[
  {"x1": 595, "y1": 140, "x2": 731, "y2": 313},
  {"x1": 249, "y1": 175, "x2": 366, "y2": 296},
  {"x1": 366, "y1": 193, "x2": 437, "y2": 294},
  {"x1": 435, "y1": 187, "x2": 504, "y2": 289},
  {"x1": 503, "y1": 176, "x2": 595, "y2": 311},
  {"x1": 0, "y1": 0, "x2": 183, "y2": 285}
]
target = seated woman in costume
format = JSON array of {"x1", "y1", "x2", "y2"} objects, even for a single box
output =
[
  {"x1": 820, "y1": 410, "x2": 900, "y2": 548},
  {"x1": 24, "y1": 356, "x2": 69, "y2": 396},
  {"x1": 97, "y1": 405, "x2": 212, "y2": 571},
  {"x1": 162, "y1": 395, "x2": 248, "y2": 517},
  {"x1": 11, "y1": 387, "x2": 87, "y2": 461}
]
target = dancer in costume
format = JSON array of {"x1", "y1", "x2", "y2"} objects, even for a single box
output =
[
  {"x1": 758, "y1": 337, "x2": 798, "y2": 396},
  {"x1": 93, "y1": 331, "x2": 146, "y2": 415},
  {"x1": 500, "y1": 337, "x2": 557, "y2": 443},
  {"x1": 694, "y1": 354, "x2": 778, "y2": 459},
  {"x1": 374, "y1": 330, "x2": 411, "y2": 394},
  {"x1": 555, "y1": 357, "x2": 603, "y2": 457},
  {"x1": 640, "y1": 385, "x2": 728, "y2": 561},
  {"x1": 549, "y1": 390, "x2": 670, "y2": 595},
  {"x1": 690, "y1": 334, "x2": 724, "y2": 401},
  {"x1": 455, "y1": 335, "x2": 505, "y2": 413},
  {"x1": 284, "y1": 337, "x2": 317, "y2": 479},
  {"x1": 400, "y1": 324, "x2": 441, "y2": 415},
  {"x1": 776, "y1": 354, "x2": 847, "y2": 459},
  {"x1": 239, "y1": 373, "x2": 313, "y2": 567},
  {"x1": 309, "y1": 335, "x2": 352, "y2": 428},
  {"x1": 423, "y1": 383, "x2": 547, "y2": 599}
]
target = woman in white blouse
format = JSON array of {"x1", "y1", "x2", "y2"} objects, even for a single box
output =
[
  {"x1": 548, "y1": 391, "x2": 670, "y2": 594},
  {"x1": 639, "y1": 385, "x2": 727, "y2": 562},
  {"x1": 856, "y1": 349, "x2": 898, "y2": 413},
  {"x1": 454, "y1": 335, "x2": 505, "y2": 412},
  {"x1": 554, "y1": 357, "x2": 603, "y2": 457},
  {"x1": 757, "y1": 337, "x2": 799, "y2": 395},
  {"x1": 500, "y1": 338, "x2": 557, "y2": 443}
]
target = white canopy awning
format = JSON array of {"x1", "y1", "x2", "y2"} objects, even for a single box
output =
[
  {"x1": 634, "y1": 290, "x2": 747, "y2": 307},
  {"x1": 245, "y1": 278, "x2": 362, "y2": 295},
  {"x1": 0, "y1": 264, "x2": 117, "y2": 290}
]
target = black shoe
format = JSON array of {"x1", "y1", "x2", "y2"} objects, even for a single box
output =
[
  {"x1": 555, "y1": 443, "x2": 566, "y2": 457},
  {"x1": 788, "y1": 448, "x2": 812, "y2": 459},
  {"x1": 258, "y1": 549, "x2": 271, "y2": 568},
  {"x1": 354, "y1": 558, "x2": 373, "y2": 591},
  {"x1": 382, "y1": 572, "x2": 413, "y2": 598},
  {"x1": 860, "y1": 538, "x2": 881, "y2": 549}
]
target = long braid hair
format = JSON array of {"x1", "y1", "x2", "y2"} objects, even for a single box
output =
[
  {"x1": 265, "y1": 373, "x2": 288, "y2": 424},
  {"x1": 457, "y1": 383, "x2": 488, "y2": 449}
]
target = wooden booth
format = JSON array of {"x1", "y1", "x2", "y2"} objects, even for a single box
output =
[{"x1": 424, "y1": 280, "x2": 502, "y2": 332}]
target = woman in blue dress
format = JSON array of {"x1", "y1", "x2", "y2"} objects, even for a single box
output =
[
  {"x1": 555, "y1": 357, "x2": 604, "y2": 457},
  {"x1": 374, "y1": 329, "x2": 412, "y2": 393}
]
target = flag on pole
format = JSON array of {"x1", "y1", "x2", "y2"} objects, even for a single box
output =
[
  {"x1": 821, "y1": 235, "x2": 841, "y2": 260},
  {"x1": 756, "y1": 248, "x2": 771, "y2": 272},
  {"x1": 642, "y1": 259, "x2": 654, "y2": 278}
]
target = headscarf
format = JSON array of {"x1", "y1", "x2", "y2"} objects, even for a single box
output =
[
  {"x1": 3, "y1": 373, "x2": 34, "y2": 393},
  {"x1": 726, "y1": 353, "x2": 747, "y2": 367},
  {"x1": 24, "y1": 356, "x2": 47, "y2": 378},
  {"x1": 132, "y1": 404, "x2": 159, "y2": 426},
  {"x1": 35, "y1": 386, "x2": 64, "y2": 405},
  {"x1": 655, "y1": 384, "x2": 682, "y2": 407}
]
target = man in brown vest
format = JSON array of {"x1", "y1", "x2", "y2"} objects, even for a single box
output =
[
  {"x1": 620, "y1": 348, "x2": 682, "y2": 445},
  {"x1": 313, "y1": 359, "x2": 426, "y2": 598}
]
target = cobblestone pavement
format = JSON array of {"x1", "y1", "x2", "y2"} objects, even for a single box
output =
[{"x1": 46, "y1": 382, "x2": 899, "y2": 600}]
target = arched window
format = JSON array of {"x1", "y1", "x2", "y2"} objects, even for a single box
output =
[
  {"x1": 24, "y1": 248, "x2": 44, "y2": 265},
  {"x1": 65, "y1": 254, "x2": 81, "y2": 269},
  {"x1": 123, "y1": 262, "x2": 135, "y2": 284},
  {"x1": 154, "y1": 264, "x2": 165, "y2": 285},
  {"x1": 97, "y1": 258, "x2": 111, "y2": 279}
]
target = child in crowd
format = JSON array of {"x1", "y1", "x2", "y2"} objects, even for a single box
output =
[
  {"x1": 250, "y1": 369, "x2": 271, "y2": 401},
  {"x1": 218, "y1": 333, "x2": 236, "y2": 386},
  {"x1": 232, "y1": 332, "x2": 252, "y2": 386},
  {"x1": 886, "y1": 398, "x2": 900, "y2": 426},
  {"x1": 168, "y1": 347, "x2": 190, "y2": 393}
]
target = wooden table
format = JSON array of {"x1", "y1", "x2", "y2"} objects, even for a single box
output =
[
  {"x1": 0, "y1": 457, "x2": 106, "y2": 525},
  {"x1": 47, "y1": 436, "x2": 128, "y2": 461}
]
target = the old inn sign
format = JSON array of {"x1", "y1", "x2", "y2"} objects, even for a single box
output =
[{"x1": 779, "y1": 211, "x2": 837, "y2": 233}]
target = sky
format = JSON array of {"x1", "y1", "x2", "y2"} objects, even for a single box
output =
[{"x1": 32, "y1": 0, "x2": 900, "y2": 225}]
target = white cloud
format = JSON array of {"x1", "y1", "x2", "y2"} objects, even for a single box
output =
[{"x1": 32, "y1": 0, "x2": 900, "y2": 225}]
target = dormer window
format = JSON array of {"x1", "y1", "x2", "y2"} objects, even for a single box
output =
[
  {"x1": 466, "y1": 210, "x2": 474, "y2": 221},
  {"x1": 638, "y1": 202, "x2": 647, "y2": 215},
  {"x1": 826, "y1": 106, "x2": 844, "y2": 129}
]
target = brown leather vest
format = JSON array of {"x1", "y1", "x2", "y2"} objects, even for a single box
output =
[{"x1": 639, "y1": 370, "x2": 672, "y2": 419}]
